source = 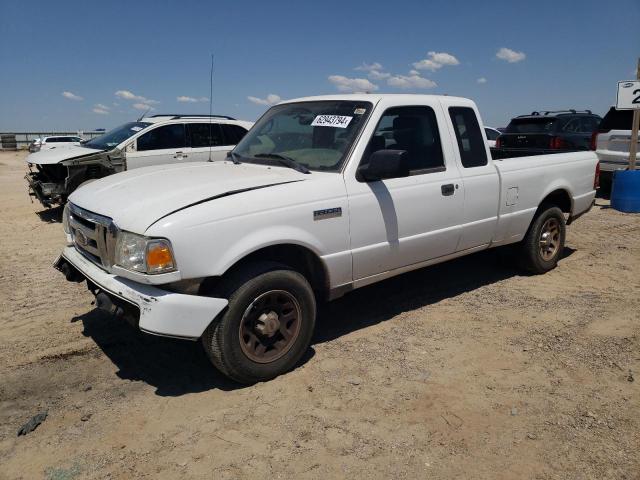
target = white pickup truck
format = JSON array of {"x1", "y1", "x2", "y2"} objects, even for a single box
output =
[{"x1": 55, "y1": 94, "x2": 598, "y2": 383}]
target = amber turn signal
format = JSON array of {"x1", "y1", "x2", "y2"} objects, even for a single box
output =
[{"x1": 146, "y1": 240, "x2": 176, "y2": 273}]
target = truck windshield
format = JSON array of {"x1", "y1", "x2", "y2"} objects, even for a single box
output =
[
  {"x1": 506, "y1": 118, "x2": 557, "y2": 134},
  {"x1": 83, "y1": 122, "x2": 151, "y2": 150},
  {"x1": 232, "y1": 101, "x2": 372, "y2": 172}
]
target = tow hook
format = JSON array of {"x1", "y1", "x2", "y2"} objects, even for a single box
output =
[
  {"x1": 54, "y1": 257, "x2": 84, "y2": 283},
  {"x1": 95, "y1": 291, "x2": 124, "y2": 318}
]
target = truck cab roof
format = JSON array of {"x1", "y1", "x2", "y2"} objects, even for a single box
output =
[{"x1": 280, "y1": 93, "x2": 474, "y2": 106}]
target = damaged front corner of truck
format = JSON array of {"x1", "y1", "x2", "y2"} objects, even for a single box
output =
[{"x1": 26, "y1": 147, "x2": 124, "y2": 208}]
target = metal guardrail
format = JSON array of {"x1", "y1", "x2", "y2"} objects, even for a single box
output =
[{"x1": 0, "y1": 131, "x2": 106, "y2": 149}]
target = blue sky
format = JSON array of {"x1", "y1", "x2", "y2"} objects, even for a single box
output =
[{"x1": 1, "y1": 0, "x2": 638, "y2": 131}]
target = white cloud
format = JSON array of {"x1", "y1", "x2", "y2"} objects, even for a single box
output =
[
  {"x1": 177, "y1": 95, "x2": 209, "y2": 103},
  {"x1": 247, "y1": 94, "x2": 282, "y2": 106},
  {"x1": 387, "y1": 74, "x2": 437, "y2": 89},
  {"x1": 115, "y1": 90, "x2": 159, "y2": 104},
  {"x1": 428, "y1": 51, "x2": 460, "y2": 66},
  {"x1": 115, "y1": 90, "x2": 141, "y2": 100},
  {"x1": 328, "y1": 75, "x2": 378, "y2": 93},
  {"x1": 133, "y1": 103, "x2": 154, "y2": 111},
  {"x1": 368, "y1": 69, "x2": 391, "y2": 80},
  {"x1": 62, "y1": 91, "x2": 83, "y2": 101},
  {"x1": 477, "y1": 77, "x2": 487, "y2": 84},
  {"x1": 354, "y1": 62, "x2": 391, "y2": 80},
  {"x1": 496, "y1": 47, "x2": 526, "y2": 63},
  {"x1": 92, "y1": 104, "x2": 109, "y2": 115},
  {"x1": 412, "y1": 51, "x2": 460, "y2": 71},
  {"x1": 355, "y1": 62, "x2": 383, "y2": 72}
]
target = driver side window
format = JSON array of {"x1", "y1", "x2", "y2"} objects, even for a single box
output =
[{"x1": 364, "y1": 106, "x2": 445, "y2": 174}]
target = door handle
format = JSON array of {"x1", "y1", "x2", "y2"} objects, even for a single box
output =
[
  {"x1": 441, "y1": 184, "x2": 455, "y2": 196},
  {"x1": 173, "y1": 151, "x2": 186, "y2": 158}
]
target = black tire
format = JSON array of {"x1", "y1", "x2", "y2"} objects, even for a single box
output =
[
  {"x1": 201, "y1": 262, "x2": 316, "y2": 384},
  {"x1": 517, "y1": 204, "x2": 566, "y2": 274}
]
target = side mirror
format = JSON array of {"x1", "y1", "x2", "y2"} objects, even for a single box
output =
[{"x1": 357, "y1": 149, "x2": 409, "y2": 182}]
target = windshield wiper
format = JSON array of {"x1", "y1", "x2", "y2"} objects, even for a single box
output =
[{"x1": 253, "y1": 153, "x2": 311, "y2": 174}]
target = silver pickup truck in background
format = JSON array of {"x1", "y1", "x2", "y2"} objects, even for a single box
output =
[{"x1": 593, "y1": 107, "x2": 637, "y2": 191}]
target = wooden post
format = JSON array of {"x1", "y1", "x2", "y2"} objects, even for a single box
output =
[{"x1": 629, "y1": 58, "x2": 640, "y2": 170}]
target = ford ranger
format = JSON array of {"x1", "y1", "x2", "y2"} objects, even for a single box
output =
[{"x1": 54, "y1": 94, "x2": 598, "y2": 384}]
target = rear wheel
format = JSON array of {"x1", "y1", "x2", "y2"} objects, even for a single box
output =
[
  {"x1": 202, "y1": 262, "x2": 316, "y2": 384},
  {"x1": 518, "y1": 204, "x2": 566, "y2": 274}
]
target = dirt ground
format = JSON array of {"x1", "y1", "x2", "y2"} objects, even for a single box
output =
[{"x1": 0, "y1": 150, "x2": 638, "y2": 480}]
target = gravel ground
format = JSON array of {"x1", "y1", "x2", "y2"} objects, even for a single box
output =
[{"x1": 0, "y1": 150, "x2": 638, "y2": 480}]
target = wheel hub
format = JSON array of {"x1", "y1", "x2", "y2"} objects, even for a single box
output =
[
  {"x1": 255, "y1": 311, "x2": 280, "y2": 337},
  {"x1": 239, "y1": 290, "x2": 302, "y2": 364},
  {"x1": 538, "y1": 218, "x2": 560, "y2": 261}
]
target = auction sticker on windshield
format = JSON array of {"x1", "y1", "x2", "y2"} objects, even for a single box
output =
[{"x1": 311, "y1": 115, "x2": 353, "y2": 128}]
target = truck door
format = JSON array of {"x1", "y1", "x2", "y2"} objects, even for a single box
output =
[
  {"x1": 443, "y1": 102, "x2": 500, "y2": 251},
  {"x1": 345, "y1": 102, "x2": 464, "y2": 281},
  {"x1": 125, "y1": 123, "x2": 189, "y2": 169}
]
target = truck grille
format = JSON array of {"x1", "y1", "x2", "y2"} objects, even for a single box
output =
[{"x1": 68, "y1": 203, "x2": 117, "y2": 270}]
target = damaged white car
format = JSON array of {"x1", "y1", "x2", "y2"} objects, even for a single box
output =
[{"x1": 25, "y1": 114, "x2": 252, "y2": 207}]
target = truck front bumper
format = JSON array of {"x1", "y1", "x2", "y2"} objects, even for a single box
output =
[{"x1": 56, "y1": 246, "x2": 228, "y2": 340}]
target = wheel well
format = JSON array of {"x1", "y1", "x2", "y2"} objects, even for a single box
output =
[
  {"x1": 539, "y1": 189, "x2": 572, "y2": 214},
  {"x1": 201, "y1": 244, "x2": 330, "y2": 301}
]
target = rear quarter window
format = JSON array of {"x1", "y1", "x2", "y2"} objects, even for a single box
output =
[{"x1": 449, "y1": 107, "x2": 488, "y2": 168}]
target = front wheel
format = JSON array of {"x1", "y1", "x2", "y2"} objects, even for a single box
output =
[
  {"x1": 518, "y1": 205, "x2": 566, "y2": 274},
  {"x1": 202, "y1": 263, "x2": 316, "y2": 384}
]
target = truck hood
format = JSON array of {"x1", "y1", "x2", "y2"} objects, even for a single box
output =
[
  {"x1": 26, "y1": 145, "x2": 105, "y2": 165},
  {"x1": 69, "y1": 161, "x2": 307, "y2": 232}
]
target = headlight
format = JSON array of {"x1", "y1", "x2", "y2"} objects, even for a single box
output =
[
  {"x1": 62, "y1": 204, "x2": 71, "y2": 234},
  {"x1": 115, "y1": 231, "x2": 176, "y2": 274}
]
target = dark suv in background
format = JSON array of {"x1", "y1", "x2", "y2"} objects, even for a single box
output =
[{"x1": 492, "y1": 110, "x2": 601, "y2": 159}]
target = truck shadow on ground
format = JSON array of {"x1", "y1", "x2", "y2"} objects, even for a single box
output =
[
  {"x1": 77, "y1": 309, "x2": 247, "y2": 395},
  {"x1": 76, "y1": 246, "x2": 575, "y2": 396},
  {"x1": 314, "y1": 247, "x2": 575, "y2": 345}
]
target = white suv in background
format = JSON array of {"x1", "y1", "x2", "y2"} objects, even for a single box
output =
[
  {"x1": 26, "y1": 114, "x2": 253, "y2": 207},
  {"x1": 29, "y1": 135, "x2": 83, "y2": 152},
  {"x1": 593, "y1": 107, "x2": 636, "y2": 190}
]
